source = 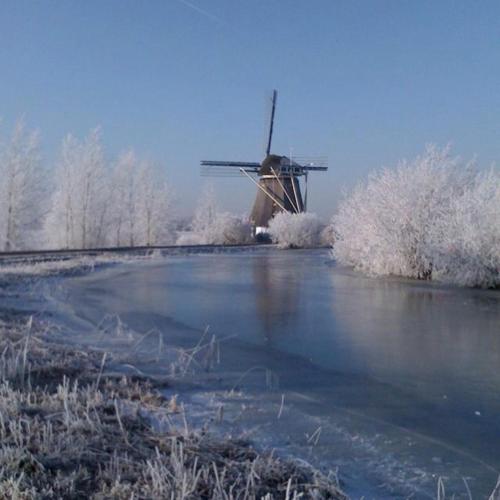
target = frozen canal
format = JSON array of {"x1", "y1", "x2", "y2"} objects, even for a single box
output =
[{"x1": 58, "y1": 248, "x2": 500, "y2": 498}]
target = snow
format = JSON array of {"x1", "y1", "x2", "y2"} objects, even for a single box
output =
[{"x1": 0, "y1": 253, "x2": 155, "y2": 280}]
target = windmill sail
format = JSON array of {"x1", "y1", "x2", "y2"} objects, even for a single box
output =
[
  {"x1": 199, "y1": 90, "x2": 328, "y2": 232},
  {"x1": 201, "y1": 161, "x2": 261, "y2": 168},
  {"x1": 266, "y1": 90, "x2": 277, "y2": 156}
]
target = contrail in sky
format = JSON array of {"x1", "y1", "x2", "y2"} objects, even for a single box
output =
[{"x1": 176, "y1": 0, "x2": 223, "y2": 24}]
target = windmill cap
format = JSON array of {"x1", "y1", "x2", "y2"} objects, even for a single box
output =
[{"x1": 260, "y1": 154, "x2": 303, "y2": 175}]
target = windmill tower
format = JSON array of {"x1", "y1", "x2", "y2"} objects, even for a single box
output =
[{"x1": 201, "y1": 90, "x2": 327, "y2": 235}]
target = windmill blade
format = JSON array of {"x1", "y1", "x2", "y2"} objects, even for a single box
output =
[
  {"x1": 201, "y1": 160, "x2": 261, "y2": 168},
  {"x1": 201, "y1": 165, "x2": 259, "y2": 177},
  {"x1": 266, "y1": 89, "x2": 277, "y2": 156},
  {"x1": 301, "y1": 165, "x2": 328, "y2": 171},
  {"x1": 290, "y1": 156, "x2": 329, "y2": 171},
  {"x1": 201, "y1": 171, "x2": 248, "y2": 178}
]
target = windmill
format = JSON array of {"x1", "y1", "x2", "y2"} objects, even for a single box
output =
[{"x1": 201, "y1": 90, "x2": 327, "y2": 235}]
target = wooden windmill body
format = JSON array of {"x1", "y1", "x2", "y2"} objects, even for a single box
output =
[{"x1": 201, "y1": 90, "x2": 327, "y2": 234}]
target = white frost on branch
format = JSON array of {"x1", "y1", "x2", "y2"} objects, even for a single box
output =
[
  {"x1": 268, "y1": 212, "x2": 324, "y2": 249},
  {"x1": 110, "y1": 150, "x2": 140, "y2": 247},
  {"x1": 135, "y1": 162, "x2": 174, "y2": 246},
  {"x1": 190, "y1": 184, "x2": 218, "y2": 242},
  {"x1": 0, "y1": 119, "x2": 45, "y2": 251},
  {"x1": 44, "y1": 128, "x2": 174, "y2": 249},
  {"x1": 428, "y1": 168, "x2": 500, "y2": 287},
  {"x1": 332, "y1": 146, "x2": 499, "y2": 288},
  {"x1": 177, "y1": 185, "x2": 252, "y2": 245},
  {"x1": 45, "y1": 129, "x2": 108, "y2": 249},
  {"x1": 208, "y1": 213, "x2": 253, "y2": 245}
]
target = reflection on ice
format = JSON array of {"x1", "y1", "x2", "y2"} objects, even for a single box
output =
[
  {"x1": 329, "y1": 270, "x2": 500, "y2": 387},
  {"x1": 58, "y1": 248, "x2": 500, "y2": 498},
  {"x1": 252, "y1": 254, "x2": 302, "y2": 338}
]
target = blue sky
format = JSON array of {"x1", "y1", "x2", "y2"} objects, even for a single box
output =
[{"x1": 1, "y1": 0, "x2": 499, "y2": 217}]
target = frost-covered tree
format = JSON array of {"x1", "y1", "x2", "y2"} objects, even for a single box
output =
[
  {"x1": 80, "y1": 128, "x2": 108, "y2": 248},
  {"x1": 45, "y1": 134, "x2": 80, "y2": 249},
  {"x1": 268, "y1": 212, "x2": 324, "y2": 249},
  {"x1": 45, "y1": 130, "x2": 175, "y2": 250},
  {"x1": 332, "y1": 145, "x2": 499, "y2": 288},
  {"x1": 135, "y1": 162, "x2": 173, "y2": 246},
  {"x1": 45, "y1": 128, "x2": 108, "y2": 249},
  {"x1": 0, "y1": 120, "x2": 44, "y2": 251},
  {"x1": 110, "y1": 150, "x2": 140, "y2": 247},
  {"x1": 191, "y1": 184, "x2": 218, "y2": 242}
]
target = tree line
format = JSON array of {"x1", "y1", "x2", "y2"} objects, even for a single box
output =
[{"x1": 0, "y1": 120, "x2": 172, "y2": 251}]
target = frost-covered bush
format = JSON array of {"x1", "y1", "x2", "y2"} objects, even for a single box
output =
[
  {"x1": 320, "y1": 224, "x2": 336, "y2": 247},
  {"x1": 210, "y1": 213, "x2": 253, "y2": 244},
  {"x1": 332, "y1": 146, "x2": 500, "y2": 288},
  {"x1": 177, "y1": 213, "x2": 252, "y2": 245},
  {"x1": 429, "y1": 168, "x2": 500, "y2": 287},
  {"x1": 177, "y1": 185, "x2": 252, "y2": 245},
  {"x1": 268, "y1": 212, "x2": 324, "y2": 248},
  {"x1": 175, "y1": 232, "x2": 204, "y2": 246}
]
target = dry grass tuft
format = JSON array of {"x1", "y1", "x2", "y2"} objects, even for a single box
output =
[{"x1": 0, "y1": 317, "x2": 346, "y2": 499}]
